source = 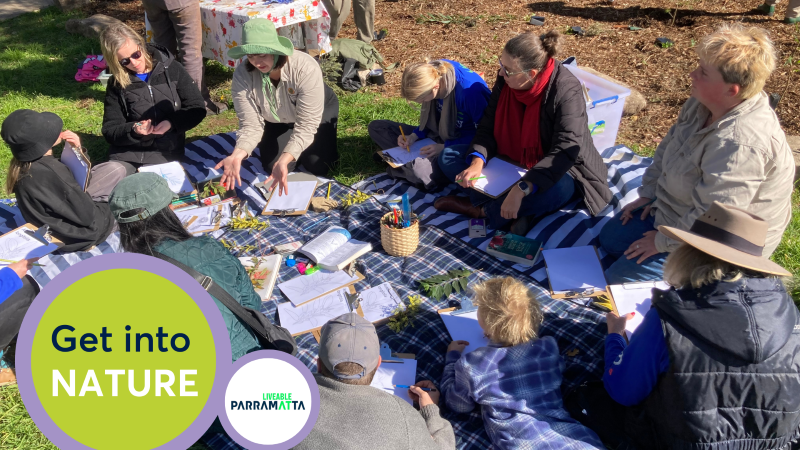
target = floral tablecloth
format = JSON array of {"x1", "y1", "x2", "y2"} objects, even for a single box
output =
[{"x1": 146, "y1": 0, "x2": 331, "y2": 68}]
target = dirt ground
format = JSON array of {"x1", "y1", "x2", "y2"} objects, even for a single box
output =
[{"x1": 89, "y1": 0, "x2": 800, "y2": 146}]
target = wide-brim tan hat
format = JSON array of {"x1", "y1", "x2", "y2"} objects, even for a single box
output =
[{"x1": 659, "y1": 201, "x2": 790, "y2": 277}]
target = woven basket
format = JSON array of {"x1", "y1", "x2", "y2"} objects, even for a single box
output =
[{"x1": 380, "y1": 212, "x2": 419, "y2": 257}]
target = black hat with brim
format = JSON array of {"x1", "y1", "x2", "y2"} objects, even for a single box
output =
[{"x1": 1, "y1": 110, "x2": 63, "y2": 162}]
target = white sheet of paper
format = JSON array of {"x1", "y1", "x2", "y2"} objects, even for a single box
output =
[
  {"x1": 542, "y1": 246, "x2": 607, "y2": 293},
  {"x1": 60, "y1": 143, "x2": 90, "y2": 191},
  {"x1": 138, "y1": 161, "x2": 194, "y2": 195},
  {"x1": 439, "y1": 309, "x2": 489, "y2": 355},
  {"x1": 264, "y1": 181, "x2": 317, "y2": 213},
  {"x1": 472, "y1": 158, "x2": 527, "y2": 197},
  {"x1": 277, "y1": 288, "x2": 351, "y2": 335},
  {"x1": 359, "y1": 282, "x2": 402, "y2": 322},
  {"x1": 609, "y1": 282, "x2": 669, "y2": 339},
  {"x1": 370, "y1": 359, "x2": 417, "y2": 405},
  {"x1": 174, "y1": 204, "x2": 231, "y2": 235},
  {"x1": 278, "y1": 269, "x2": 359, "y2": 306},
  {"x1": 0, "y1": 228, "x2": 60, "y2": 261},
  {"x1": 381, "y1": 138, "x2": 437, "y2": 165}
]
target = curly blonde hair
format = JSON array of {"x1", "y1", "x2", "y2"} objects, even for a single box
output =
[
  {"x1": 696, "y1": 23, "x2": 776, "y2": 100},
  {"x1": 473, "y1": 277, "x2": 543, "y2": 347}
]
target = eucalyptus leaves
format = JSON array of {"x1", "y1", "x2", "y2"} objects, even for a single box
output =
[{"x1": 418, "y1": 268, "x2": 472, "y2": 300}]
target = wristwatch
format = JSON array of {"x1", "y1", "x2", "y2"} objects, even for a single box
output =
[{"x1": 517, "y1": 181, "x2": 532, "y2": 196}]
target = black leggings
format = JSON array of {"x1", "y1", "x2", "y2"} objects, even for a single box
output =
[{"x1": 258, "y1": 84, "x2": 339, "y2": 176}]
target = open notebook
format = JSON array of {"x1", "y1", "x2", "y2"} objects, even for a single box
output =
[{"x1": 297, "y1": 226, "x2": 372, "y2": 271}]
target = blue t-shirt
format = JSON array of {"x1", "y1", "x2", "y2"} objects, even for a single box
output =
[
  {"x1": 136, "y1": 72, "x2": 151, "y2": 83},
  {"x1": 0, "y1": 266, "x2": 23, "y2": 307},
  {"x1": 413, "y1": 60, "x2": 490, "y2": 148}
]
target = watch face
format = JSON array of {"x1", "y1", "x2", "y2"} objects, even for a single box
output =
[{"x1": 517, "y1": 181, "x2": 528, "y2": 191}]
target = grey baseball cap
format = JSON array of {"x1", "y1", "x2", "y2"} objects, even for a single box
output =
[
  {"x1": 319, "y1": 313, "x2": 380, "y2": 379},
  {"x1": 109, "y1": 172, "x2": 177, "y2": 223}
]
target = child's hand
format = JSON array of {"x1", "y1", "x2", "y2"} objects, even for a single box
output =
[
  {"x1": 606, "y1": 311, "x2": 634, "y2": 336},
  {"x1": 8, "y1": 258, "x2": 38, "y2": 278},
  {"x1": 408, "y1": 380, "x2": 439, "y2": 407},
  {"x1": 59, "y1": 131, "x2": 81, "y2": 150},
  {"x1": 447, "y1": 340, "x2": 470, "y2": 353}
]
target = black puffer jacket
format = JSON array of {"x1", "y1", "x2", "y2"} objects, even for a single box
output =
[
  {"x1": 632, "y1": 278, "x2": 800, "y2": 450},
  {"x1": 470, "y1": 61, "x2": 612, "y2": 215},
  {"x1": 102, "y1": 43, "x2": 206, "y2": 166}
]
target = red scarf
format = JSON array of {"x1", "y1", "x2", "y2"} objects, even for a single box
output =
[{"x1": 494, "y1": 58, "x2": 555, "y2": 169}]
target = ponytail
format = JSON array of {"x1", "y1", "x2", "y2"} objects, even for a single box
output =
[
  {"x1": 504, "y1": 30, "x2": 563, "y2": 73},
  {"x1": 401, "y1": 60, "x2": 453, "y2": 102}
]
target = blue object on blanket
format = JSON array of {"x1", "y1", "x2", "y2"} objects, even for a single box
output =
[{"x1": 401, "y1": 193, "x2": 411, "y2": 228}]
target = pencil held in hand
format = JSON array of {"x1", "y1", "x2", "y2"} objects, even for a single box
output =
[
  {"x1": 395, "y1": 384, "x2": 436, "y2": 392},
  {"x1": 399, "y1": 126, "x2": 410, "y2": 153}
]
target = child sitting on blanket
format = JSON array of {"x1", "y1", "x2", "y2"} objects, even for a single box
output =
[
  {"x1": 440, "y1": 277, "x2": 603, "y2": 450},
  {"x1": 1, "y1": 109, "x2": 134, "y2": 252}
]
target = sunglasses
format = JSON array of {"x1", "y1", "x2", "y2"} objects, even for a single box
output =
[{"x1": 119, "y1": 50, "x2": 142, "y2": 67}]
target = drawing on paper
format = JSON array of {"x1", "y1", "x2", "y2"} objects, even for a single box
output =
[
  {"x1": 359, "y1": 284, "x2": 402, "y2": 322},
  {"x1": 139, "y1": 162, "x2": 194, "y2": 195},
  {"x1": 278, "y1": 270, "x2": 358, "y2": 306},
  {"x1": 0, "y1": 229, "x2": 59, "y2": 261},
  {"x1": 278, "y1": 289, "x2": 351, "y2": 335}
]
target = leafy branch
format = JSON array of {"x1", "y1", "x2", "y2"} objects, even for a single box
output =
[
  {"x1": 388, "y1": 295, "x2": 423, "y2": 333},
  {"x1": 200, "y1": 180, "x2": 227, "y2": 199},
  {"x1": 418, "y1": 268, "x2": 472, "y2": 300}
]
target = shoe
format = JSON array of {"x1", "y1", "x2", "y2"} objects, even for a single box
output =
[
  {"x1": 433, "y1": 195, "x2": 485, "y2": 218},
  {"x1": 374, "y1": 30, "x2": 387, "y2": 41},
  {"x1": 510, "y1": 215, "x2": 537, "y2": 236},
  {"x1": 785, "y1": 16, "x2": 800, "y2": 23},
  {"x1": 757, "y1": 3, "x2": 776, "y2": 16},
  {"x1": 205, "y1": 101, "x2": 228, "y2": 116}
]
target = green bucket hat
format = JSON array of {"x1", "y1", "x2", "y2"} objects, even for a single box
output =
[
  {"x1": 109, "y1": 173, "x2": 177, "y2": 223},
  {"x1": 228, "y1": 18, "x2": 294, "y2": 60}
]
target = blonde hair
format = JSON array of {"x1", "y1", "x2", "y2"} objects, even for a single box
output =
[
  {"x1": 663, "y1": 244, "x2": 759, "y2": 289},
  {"x1": 400, "y1": 60, "x2": 453, "y2": 103},
  {"x1": 100, "y1": 23, "x2": 154, "y2": 90},
  {"x1": 696, "y1": 24, "x2": 776, "y2": 100},
  {"x1": 473, "y1": 277, "x2": 543, "y2": 347},
  {"x1": 6, "y1": 157, "x2": 31, "y2": 194}
]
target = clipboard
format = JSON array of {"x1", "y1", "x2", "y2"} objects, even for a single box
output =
[
  {"x1": 377, "y1": 151, "x2": 405, "y2": 169},
  {"x1": 60, "y1": 143, "x2": 91, "y2": 192},
  {"x1": 261, "y1": 180, "x2": 316, "y2": 216},
  {"x1": 290, "y1": 270, "x2": 366, "y2": 306},
  {"x1": 468, "y1": 157, "x2": 527, "y2": 199},
  {"x1": 0, "y1": 223, "x2": 64, "y2": 260},
  {"x1": 605, "y1": 280, "x2": 669, "y2": 342},
  {"x1": 543, "y1": 246, "x2": 608, "y2": 299},
  {"x1": 292, "y1": 285, "x2": 360, "y2": 338}
]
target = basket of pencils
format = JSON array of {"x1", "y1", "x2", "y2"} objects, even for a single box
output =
[{"x1": 380, "y1": 211, "x2": 419, "y2": 257}]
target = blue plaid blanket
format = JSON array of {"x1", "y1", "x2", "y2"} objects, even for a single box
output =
[{"x1": 0, "y1": 135, "x2": 653, "y2": 449}]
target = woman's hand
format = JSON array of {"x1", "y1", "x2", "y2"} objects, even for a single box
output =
[
  {"x1": 606, "y1": 311, "x2": 635, "y2": 336},
  {"x1": 397, "y1": 132, "x2": 418, "y2": 150},
  {"x1": 500, "y1": 186, "x2": 525, "y2": 220},
  {"x1": 151, "y1": 120, "x2": 172, "y2": 135},
  {"x1": 420, "y1": 143, "x2": 445, "y2": 158},
  {"x1": 624, "y1": 230, "x2": 659, "y2": 264},
  {"x1": 265, "y1": 153, "x2": 295, "y2": 197},
  {"x1": 620, "y1": 197, "x2": 653, "y2": 225},
  {"x1": 132, "y1": 119, "x2": 154, "y2": 136},
  {"x1": 447, "y1": 340, "x2": 470, "y2": 353},
  {"x1": 455, "y1": 157, "x2": 485, "y2": 188},
  {"x1": 408, "y1": 380, "x2": 440, "y2": 407},
  {"x1": 59, "y1": 131, "x2": 81, "y2": 149},
  {"x1": 214, "y1": 148, "x2": 248, "y2": 188},
  {"x1": 8, "y1": 258, "x2": 38, "y2": 278}
]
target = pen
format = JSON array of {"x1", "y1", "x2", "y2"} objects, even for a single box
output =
[
  {"x1": 399, "y1": 126, "x2": 410, "y2": 153},
  {"x1": 326, "y1": 183, "x2": 331, "y2": 199},
  {"x1": 631, "y1": 198, "x2": 656, "y2": 213},
  {"x1": 394, "y1": 385, "x2": 437, "y2": 392}
]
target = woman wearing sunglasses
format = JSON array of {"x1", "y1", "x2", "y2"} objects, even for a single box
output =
[
  {"x1": 100, "y1": 22, "x2": 206, "y2": 167},
  {"x1": 433, "y1": 31, "x2": 612, "y2": 233}
]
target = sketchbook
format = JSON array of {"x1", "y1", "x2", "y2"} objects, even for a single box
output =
[
  {"x1": 297, "y1": 226, "x2": 372, "y2": 271},
  {"x1": 542, "y1": 246, "x2": 608, "y2": 298},
  {"x1": 238, "y1": 255, "x2": 283, "y2": 301},
  {"x1": 262, "y1": 180, "x2": 317, "y2": 216},
  {"x1": 0, "y1": 224, "x2": 63, "y2": 262},
  {"x1": 60, "y1": 143, "x2": 91, "y2": 192},
  {"x1": 138, "y1": 162, "x2": 195, "y2": 196},
  {"x1": 278, "y1": 287, "x2": 353, "y2": 335},
  {"x1": 378, "y1": 138, "x2": 437, "y2": 168},
  {"x1": 358, "y1": 282, "x2": 403, "y2": 323},
  {"x1": 438, "y1": 308, "x2": 490, "y2": 355},
  {"x1": 174, "y1": 203, "x2": 231, "y2": 235},
  {"x1": 278, "y1": 268, "x2": 364, "y2": 306},
  {"x1": 471, "y1": 158, "x2": 528, "y2": 198},
  {"x1": 371, "y1": 358, "x2": 418, "y2": 405},
  {"x1": 608, "y1": 281, "x2": 669, "y2": 339}
]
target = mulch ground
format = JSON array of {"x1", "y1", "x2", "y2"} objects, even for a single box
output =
[{"x1": 88, "y1": 0, "x2": 800, "y2": 145}]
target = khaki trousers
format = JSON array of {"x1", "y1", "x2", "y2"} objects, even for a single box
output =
[
  {"x1": 766, "y1": 0, "x2": 800, "y2": 18},
  {"x1": 321, "y1": 0, "x2": 375, "y2": 43}
]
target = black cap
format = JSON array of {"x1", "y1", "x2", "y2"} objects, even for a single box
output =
[{"x1": 1, "y1": 110, "x2": 63, "y2": 162}]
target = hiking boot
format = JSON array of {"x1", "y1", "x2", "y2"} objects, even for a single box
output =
[
  {"x1": 757, "y1": 3, "x2": 776, "y2": 16},
  {"x1": 374, "y1": 30, "x2": 387, "y2": 41},
  {"x1": 785, "y1": 16, "x2": 800, "y2": 23},
  {"x1": 206, "y1": 101, "x2": 229, "y2": 116}
]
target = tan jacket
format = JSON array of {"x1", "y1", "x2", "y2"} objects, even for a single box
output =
[
  {"x1": 232, "y1": 51, "x2": 325, "y2": 161},
  {"x1": 640, "y1": 93, "x2": 794, "y2": 255}
]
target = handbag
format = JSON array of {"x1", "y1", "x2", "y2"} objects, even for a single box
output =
[{"x1": 154, "y1": 252, "x2": 297, "y2": 356}]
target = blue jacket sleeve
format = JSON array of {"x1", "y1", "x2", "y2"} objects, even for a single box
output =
[
  {"x1": 602, "y1": 308, "x2": 670, "y2": 406},
  {"x1": 0, "y1": 267, "x2": 23, "y2": 306},
  {"x1": 444, "y1": 82, "x2": 490, "y2": 148}
]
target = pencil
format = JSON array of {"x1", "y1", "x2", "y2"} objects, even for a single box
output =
[
  {"x1": 399, "y1": 126, "x2": 410, "y2": 153},
  {"x1": 394, "y1": 384, "x2": 437, "y2": 392},
  {"x1": 0, "y1": 258, "x2": 44, "y2": 266},
  {"x1": 466, "y1": 176, "x2": 486, "y2": 181},
  {"x1": 326, "y1": 183, "x2": 331, "y2": 199}
]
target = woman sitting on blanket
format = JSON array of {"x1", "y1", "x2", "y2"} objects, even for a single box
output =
[
  {"x1": 367, "y1": 58, "x2": 490, "y2": 190},
  {"x1": 100, "y1": 22, "x2": 207, "y2": 168},
  {"x1": 216, "y1": 18, "x2": 339, "y2": 196},
  {"x1": 1, "y1": 109, "x2": 134, "y2": 253},
  {"x1": 433, "y1": 30, "x2": 612, "y2": 232},
  {"x1": 109, "y1": 173, "x2": 295, "y2": 361},
  {"x1": 598, "y1": 24, "x2": 794, "y2": 284},
  {"x1": 574, "y1": 202, "x2": 800, "y2": 449}
]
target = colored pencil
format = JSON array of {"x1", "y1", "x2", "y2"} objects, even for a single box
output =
[
  {"x1": 394, "y1": 385, "x2": 437, "y2": 392},
  {"x1": 399, "y1": 126, "x2": 410, "y2": 153}
]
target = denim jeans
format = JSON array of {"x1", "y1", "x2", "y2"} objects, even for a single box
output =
[
  {"x1": 438, "y1": 144, "x2": 577, "y2": 230},
  {"x1": 599, "y1": 210, "x2": 668, "y2": 284}
]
